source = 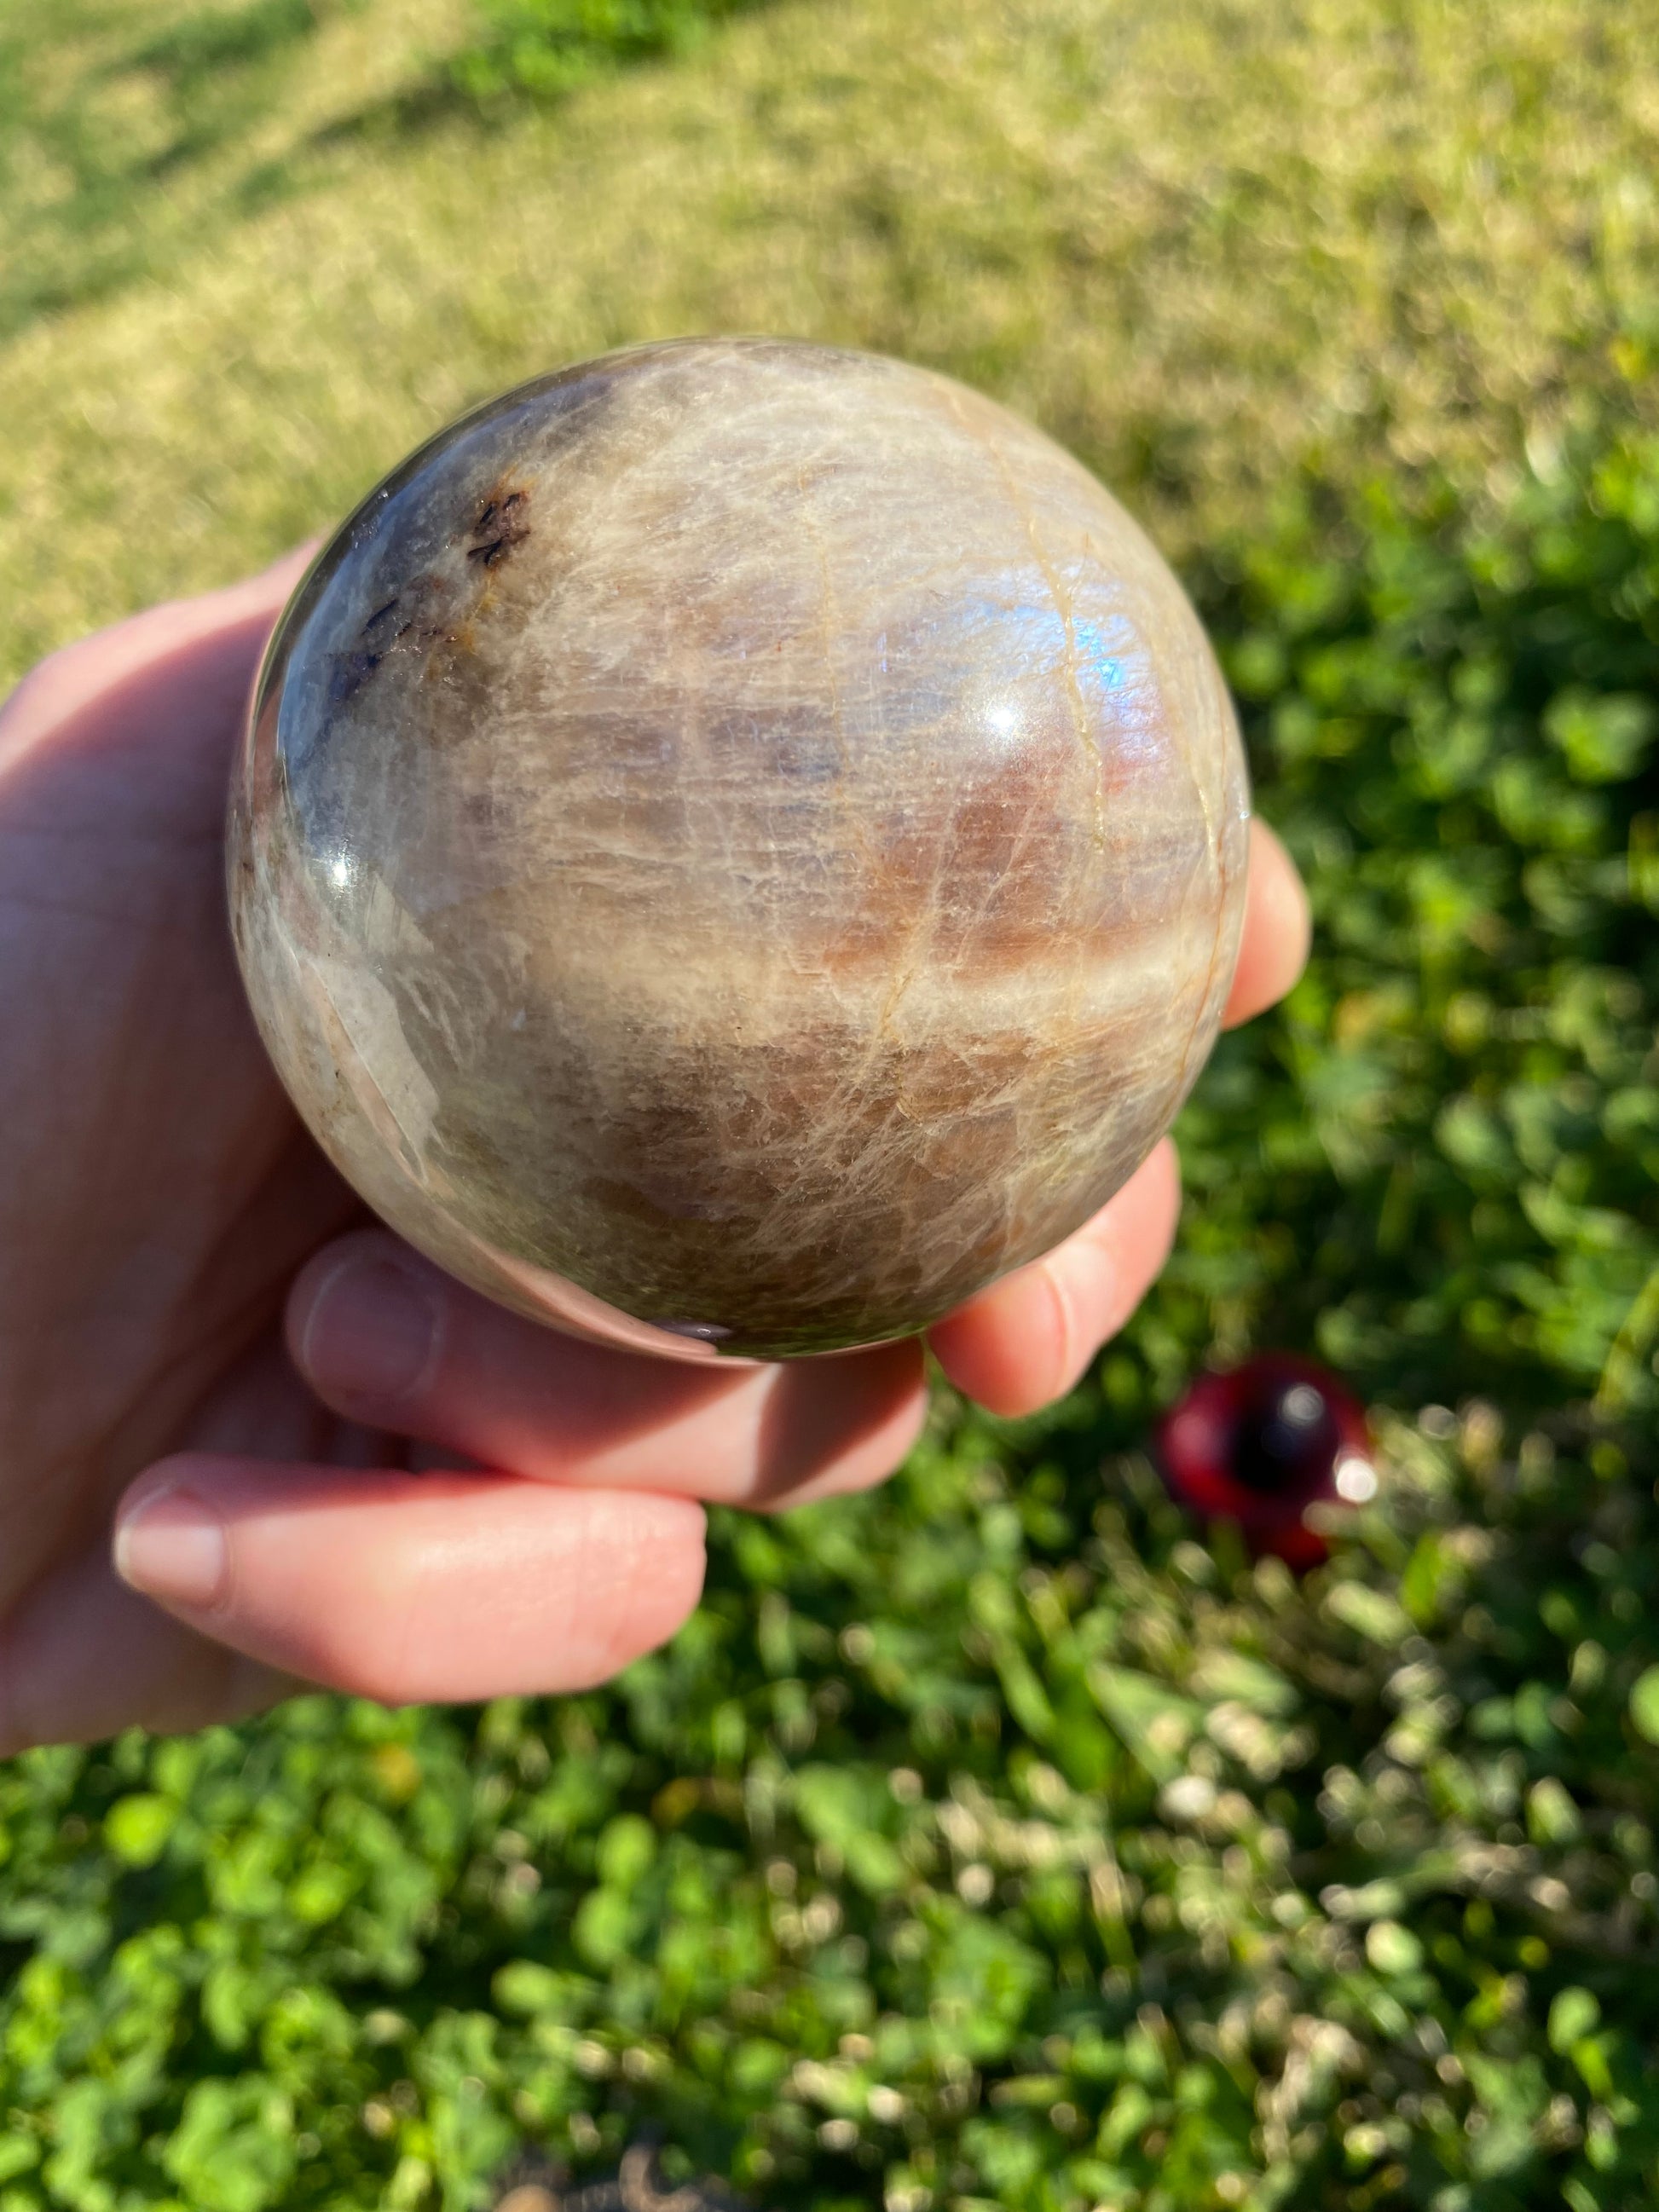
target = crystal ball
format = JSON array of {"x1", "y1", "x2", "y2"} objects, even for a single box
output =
[{"x1": 229, "y1": 338, "x2": 1249, "y2": 1360}]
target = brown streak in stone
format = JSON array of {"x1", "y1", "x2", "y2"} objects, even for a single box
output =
[{"x1": 792, "y1": 453, "x2": 904, "y2": 1132}]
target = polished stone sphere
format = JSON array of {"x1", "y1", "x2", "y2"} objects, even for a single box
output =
[{"x1": 229, "y1": 338, "x2": 1248, "y2": 1360}]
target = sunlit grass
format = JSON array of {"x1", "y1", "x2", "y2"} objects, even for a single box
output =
[
  {"x1": 7, "y1": 9, "x2": 1659, "y2": 2208},
  {"x1": 3, "y1": 0, "x2": 1656, "y2": 684}
]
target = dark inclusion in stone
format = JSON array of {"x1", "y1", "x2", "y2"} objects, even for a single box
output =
[{"x1": 230, "y1": 338, "x2": 1249, "y2": 1360}]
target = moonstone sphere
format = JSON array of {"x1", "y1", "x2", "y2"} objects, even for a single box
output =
[{"x1": 230, "y1": 338, "x2": 1248, "y2": 1361}]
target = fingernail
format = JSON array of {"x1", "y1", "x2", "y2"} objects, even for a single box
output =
[
  {"x1": 114, "y1": 1486, "x2": 228, "y2": 1609},
  {"x1": 301, "y1": 1256, "x2": 439, "y2": 1405}
]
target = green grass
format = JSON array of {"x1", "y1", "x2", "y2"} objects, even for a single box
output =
[
  {"x1": 451, "y1": 0, "x2": 779, "y2": 101},
  {"x1": 0, "y1": 0, "x2": 778, "y2": 355},
  {"x1": 4, "y1": 2, "x2": 1659, "y2": 2208},
  {"x1": 4, "y1": 0, "x2": 1658, "y2": 683}
]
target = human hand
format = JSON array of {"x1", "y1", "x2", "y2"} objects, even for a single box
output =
[{"x1": 0, "y1": 557, "x2": 1308, "y2": 1751}]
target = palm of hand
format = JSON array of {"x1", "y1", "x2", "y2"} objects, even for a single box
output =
[
  {"x1": 0, "y1": 558, "x2": 1306, "y2": 1753},
  {"x1": 0, "y1": 569, "x2": 365, "y2": 1743}
]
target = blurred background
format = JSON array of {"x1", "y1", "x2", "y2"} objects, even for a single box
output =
[{"x1": 3, "y1": 3, "x2": 1659, "y2": 2208}]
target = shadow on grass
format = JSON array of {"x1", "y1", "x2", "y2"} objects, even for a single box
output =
[
  {"x1": 0, "y1": 0, "x2": 335, "y2": 342},
  {"x1": 305, "y1": 0, "x2": 786, "y2": 153},
  {"x1": 0, "y1": 0, "x2": 789, "y2": 347}
]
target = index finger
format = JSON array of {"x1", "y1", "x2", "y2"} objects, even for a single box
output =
[{"x1": 1223, "y1": 817, "x2": 1310, "y2": 1027}]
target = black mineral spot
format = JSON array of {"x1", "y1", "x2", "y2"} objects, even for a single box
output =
[
  {"x1": 468, "y1": 484, "x2": 532, "y2": 569},
  {"x1": 327, "y1": 646, "x2": 383, "y2": 707}
]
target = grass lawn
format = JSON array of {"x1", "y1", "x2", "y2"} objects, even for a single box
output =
[
  {"x1": 3, "y1": 0, "x2": 1658, "y2": 684},
  {"x1": 3, "y1": 3, "x2": 1659, "y2": 2208}
]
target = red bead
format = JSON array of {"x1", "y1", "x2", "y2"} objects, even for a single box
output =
[{"x1": 1153, "y1": 1354, "x2": 1373, "y2": 1566}]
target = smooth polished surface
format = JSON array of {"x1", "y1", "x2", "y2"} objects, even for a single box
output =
[{"x1": 230, "y1": 339, "x2": 1248, "y2": 1358}]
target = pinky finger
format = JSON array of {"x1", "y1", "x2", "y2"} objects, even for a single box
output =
[{"x1": 112, "y1": 1458, "x2": 706, "y2": 1707}]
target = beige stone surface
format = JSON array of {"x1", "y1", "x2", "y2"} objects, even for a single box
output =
[{"x1": 231, "y1": 340, "x2": 1247, "y2": 1357}]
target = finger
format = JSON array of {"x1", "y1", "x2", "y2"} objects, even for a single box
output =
[
  {"x1": 1223, "y1": 817, "x2": 1310, "y2": 1028},
  {"x1": 285, "y1": 1231, "x2": 930, "y2": 1508},
  {"x1": 113, "y1": 1456, "x2": 707, "y2": 1707},
  {"x1": 0, "y1": 1539, "x2": 298, "y2": 1756},
  {"x1": 0, "y1": 542, "x2": 317, "y2": 767},
  {"x1": 927, "y1": 1138, "x2": 1182, "y2": 1418}
]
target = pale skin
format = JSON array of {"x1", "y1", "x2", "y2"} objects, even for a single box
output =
[{"x1": 0, "y1": 548, "x2": 1309, "y2": 1753}]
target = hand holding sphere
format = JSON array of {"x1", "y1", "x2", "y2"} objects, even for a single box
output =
[
  {"x1": 233, "y1": 340, "x2": 1250, "y2": 1360},
  {"x1": 0, "y1": 347, "x2": 1308, "y2": 1749}
]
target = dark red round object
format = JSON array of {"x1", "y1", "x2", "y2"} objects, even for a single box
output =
[{"x1": 1153, "y1": 1354, "x2": 1373, "y2": 1568}]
